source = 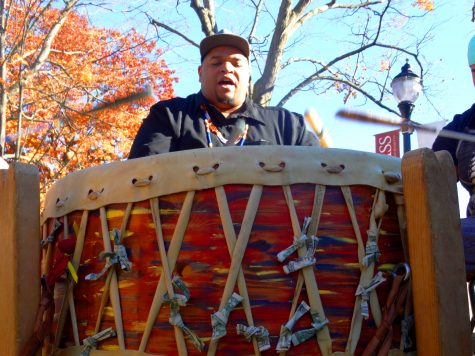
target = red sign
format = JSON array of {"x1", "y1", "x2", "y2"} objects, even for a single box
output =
[{"x1": 375, "y1": 129, "x2": 400, "y2": 157}]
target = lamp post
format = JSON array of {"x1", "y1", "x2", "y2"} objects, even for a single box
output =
[{"x1": 390, "y1": 59, "x2": 422, "y2": 153}]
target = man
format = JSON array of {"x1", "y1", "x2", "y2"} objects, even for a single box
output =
[
  {"x1": 128, "y1": 30, "x2": 318, "y2": 158},
  {"x1": 432, "y1": 34, "x2": 475, "y2": 215}
]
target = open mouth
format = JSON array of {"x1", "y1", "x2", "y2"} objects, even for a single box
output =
[{"x1": 218, "y1": 78, "x2": 235, "y2": 87}]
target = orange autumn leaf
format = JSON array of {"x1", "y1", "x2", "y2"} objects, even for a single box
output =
[
  {"x1": 413, "y1": 0, "x2": 434, "y2": 11},
  {"x1": 1, "y1": 4, "x2": 176, "y2": 199}
]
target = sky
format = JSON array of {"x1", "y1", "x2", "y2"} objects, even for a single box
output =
[{"x1": 84, "y1": 0, "x2": 475, "y2": 216}]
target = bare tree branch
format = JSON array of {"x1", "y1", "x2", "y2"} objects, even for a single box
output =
[
  {"x1": 249, "y1": 0, "x2": 264, "y2": 42},
  {"x1": 252, "y1": 0, "x2": 386, "y2": 106},
  {"x1": 318, "y1": 75, "x2": 400, "y2": 115},
  {"x1": 281, "y1": 57, "x2": 326, "y2": 69},
  {"x1": 148, "y1": 15, "x2": 199, "y2": 48},
  {"x1": 252, "y1": 0, "x2": 295, "y2": 106},
  {"x1": 277, "y1": 0, "x2": 401, "y2": 107},
  {"x1": 295, "y1": 0, "x2": 336, "y2": 26},
  {"x1": 142, "y1": 0, "x2": 435, "y2": 120},
  {"x1": 190, "y1": 0, "x2": 216, "y2": 35}
]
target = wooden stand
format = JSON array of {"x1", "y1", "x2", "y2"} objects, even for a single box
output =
[
  {"x1": 0, "y1": 162, "x2": 40, "y2": 355},
  {"x1": 402, "y1": 148, "x2": 472, "y2": 355}
]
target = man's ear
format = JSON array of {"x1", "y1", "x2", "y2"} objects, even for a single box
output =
[{"x1": 198, "y1": 65, "x2": 202, "y2": 83}]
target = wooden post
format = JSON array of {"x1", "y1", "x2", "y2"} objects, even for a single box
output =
[
  {"x1": 402, "y1": 148, "x2": 471, "y2": 355},
  {"x1": 0, "y1": 162, "x2": 40, "y2": 355}
]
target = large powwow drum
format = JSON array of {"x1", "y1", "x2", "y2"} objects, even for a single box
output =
[{"x1": 40, "y1": 146, "x2": 411, "y2": 355}]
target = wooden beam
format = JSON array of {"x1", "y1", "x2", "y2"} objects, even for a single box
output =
[
  {"x1": 0, "y1": 163, "x2": 40, "y2": 355},
  {"x1": 402, "y1": 148, "x2": 471, "y2": 355}
]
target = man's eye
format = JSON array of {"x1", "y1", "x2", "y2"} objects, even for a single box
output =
[{"x1": 211, "y1": 61, "x2": 222, "y2": 66}]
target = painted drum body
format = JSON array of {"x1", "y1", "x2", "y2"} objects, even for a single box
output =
[{"x1": 40, "y1": 146, "x2": 409, "y2": 355}]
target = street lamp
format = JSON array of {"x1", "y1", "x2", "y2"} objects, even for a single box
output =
[{"x1": 391, "y1": 59, "x2": 422, "y2": 153}]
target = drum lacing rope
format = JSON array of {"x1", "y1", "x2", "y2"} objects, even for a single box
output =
[
  {"x1": 87, "y1": 188, "x2": 104, "y2": 200},
  {"x1": 164, "y1": 277, "x2": 203, "y2": 351},
  {"x1": 40, "y1": 218, "x2": 62, "y2": 248},
  {"x1": 236, "y1": 324, "x2": 271, "y2": 352},
  {"x1": 46, "y1": 211, "x2": 89, "y2": 352},
  {"x1": 258, "y1": 160, "x2": 286, "y2": 172},
  {"x1": 138, "y1": 192, "x2": 195, "y2": 353},
  {"x1": 346, "y1": 188, "x2": 388, "y2": 354},
  {"x1": 132, "y1": 175, "x2": 153, "y2": 187},
  {"x1": 277, "y1": 217, "x2": 319, "y2": 275},
  {"x1": 362, "y1": 263, "x2": 411, "y2": 356},
  {"x1": 207, "y1": 185, "x2": 263, "y2": 356},
  {"x1": 46, "y1": 238, "x2": 78, "y2": 288},
  {"x1": 91, "y1": 206, "x2": 129, "y2": 350},
  {"x1": 277, "y1": 300, "x2": 310, "y2": 352},
  {"x1": 383, "y1": 171, "x2": 402, "y2": 185},
  {"x1": 55, "y1": 197, "x2": 68, "y2": 208},
  {"x1": 320, "y1": 162, "x2": 345, "y2": 174},
  {"x1": 363, "y1": 189, "x2": 388, "y2": 268},
  {"x1": 85, "y1": 228, "x2": 132, "y2": 280},
  {"x1": 211, "y1": 292, "x2": 243, "y2": 341},
  {"x1": 82, "y1": 327, "x2": 116, "y2": 356},
  {"x1": 282, "y1": 184, "x2": 332, "y2": 355},
  {"x1": 213, "y1": 185, "x2": 261, "y2": 355},
  {"x1": 170, "y1": 300, "x2": 205, "y2": 351},
  {"x1": 277, "y1": 233, "x2": 310, "y2": 262},
  {"x1": 150, "y1": 197, "x2": 202, "y2": 354},
  {"x1": 276, "y1": 300, "x2": 329, "y2": 352},
  {"x1": 363, "y1": 229, "x2": 381, "y2": 267},
  {"x1": 292, "y1": 313, "x2": 329, "y2": 347},
  {"x1": 163, "y1": 275, "x2": 191, "y2": 306},
  {"x1": 355, "y1": 272, "x2": 387, "y2": 319}
]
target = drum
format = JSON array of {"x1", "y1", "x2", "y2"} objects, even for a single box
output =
[{"x1": 40, "y1": 146, "x2": 410, "y2": 355}]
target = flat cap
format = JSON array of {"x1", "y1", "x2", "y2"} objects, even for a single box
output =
[{"x1": 200, "y1": 29, "x2": 250, "y2": 61}]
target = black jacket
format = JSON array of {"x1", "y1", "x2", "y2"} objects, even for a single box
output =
[
  {"x1": 129, "y1": 92, "x2": 318, "y2": 158},
  {"x1": 432, "y1": 103, "x2": 475, "y2": 166}
]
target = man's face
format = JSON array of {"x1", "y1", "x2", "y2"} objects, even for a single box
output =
[
  {"x1": 198, "y1": 46, "x2": 250, "y2": 114},
  {"x1": 471, "y1": 64, "x2": 475, "y2": 86}
]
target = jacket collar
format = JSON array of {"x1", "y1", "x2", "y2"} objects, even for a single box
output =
[{"x1": 197, "y1": 91, "x2": 264, "y2": 125}]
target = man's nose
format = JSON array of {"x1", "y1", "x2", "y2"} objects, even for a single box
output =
[{"x1": 221, "y1": 61, "x2": 234, "y2": 73}]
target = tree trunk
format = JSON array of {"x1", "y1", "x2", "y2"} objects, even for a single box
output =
[{"x1": 252, "y1": 0, "x2": 294, "y2": 107}]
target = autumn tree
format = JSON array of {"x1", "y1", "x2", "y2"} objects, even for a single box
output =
[
  {"x1": 124, "y1": 0, "x2": 438, "y2": 116},
  {"x1": 0, "y1": 1, "x2": 176, "y2": 195}
]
